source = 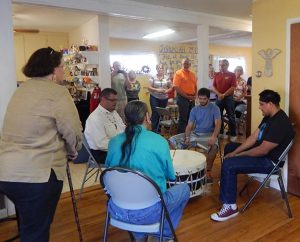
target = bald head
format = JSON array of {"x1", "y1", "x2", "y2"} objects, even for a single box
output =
[{"x1": 182, "y1": 58, "x2": 191, "y2": 70}]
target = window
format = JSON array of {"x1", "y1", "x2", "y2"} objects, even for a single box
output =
[
  {"x1": 110, "y1": 54, "x2": 158, "y2": 75},
  {"x1": 212, "y1": 56, "x2": 247, "y2": 77}
]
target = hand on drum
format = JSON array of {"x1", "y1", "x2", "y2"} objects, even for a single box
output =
[{"x1": 207, "y1": 136, "x2": 217, "y2": 146}]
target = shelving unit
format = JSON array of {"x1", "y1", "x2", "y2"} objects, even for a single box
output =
[{"x1": 63, "y1": 49, "x2": 100, "y2": 101}]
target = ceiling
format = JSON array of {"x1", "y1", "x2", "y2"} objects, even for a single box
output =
[{"x1": 12, "y1": 0, "x2": 253, "y2": 47}]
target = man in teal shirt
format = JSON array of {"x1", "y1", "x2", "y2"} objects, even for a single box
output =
[{"x1": 105, "y1": 101, "x2": 189, "y2": 242}]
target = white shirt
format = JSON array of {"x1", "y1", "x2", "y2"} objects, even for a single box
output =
[{"x1": 84, "y1": 104, "x2": 125, "y2": 151}]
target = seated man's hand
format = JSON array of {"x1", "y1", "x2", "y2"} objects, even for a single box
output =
[
  {"x1": 207, "y1": 136, "x2": 217, "y2": 146},
  {"x1": 184, "y1": 138, "x2": 190, "y2": 145},
  {"x1": 224, "y1": 152, "x2": 236, "y2": 159}
]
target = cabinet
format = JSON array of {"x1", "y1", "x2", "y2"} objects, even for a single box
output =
[{"x1": 14, "y1": 32, "x2": 69, "y2": 82}]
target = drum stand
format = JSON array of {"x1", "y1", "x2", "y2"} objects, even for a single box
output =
[{"x1": 66, "y1": 161, "x2": 83, "y2": 242}]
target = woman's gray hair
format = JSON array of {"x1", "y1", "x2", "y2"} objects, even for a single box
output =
[{"x1": 234, "y1": 66, "x2": 244, "y2": 74}]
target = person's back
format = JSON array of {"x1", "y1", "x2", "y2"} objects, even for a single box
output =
[
  {"x1": 111, "y1": 72, "x2": 127, "y2": 101},
  {"x1": 106, "y1": 125, "x2": 173, "y2": 192},
  {"x1": 0, "y1": 78, "x2": 81, "y2": 182},
  {"x1": 105, "y1": 101, "x2": 189, "y2": 241}
]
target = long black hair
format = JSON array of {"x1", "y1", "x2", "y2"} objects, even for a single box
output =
[{"x1": 120, "y1": 101, "x2": 148, "y2": 167}]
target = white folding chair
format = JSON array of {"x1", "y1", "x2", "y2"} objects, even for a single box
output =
[
  {"x1": 78, "y1": 135, "x2": 104, "y2": 199},
  {"x1": 100, "y1": 167, "x2": 178, "y2": 242},
  {"x1": 239, "y1": 139, "x2": 294, "y2": 218}
]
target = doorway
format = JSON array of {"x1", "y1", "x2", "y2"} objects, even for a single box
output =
[{"x1": 288, "y1": 22, "x2": 300, "y2": 196}]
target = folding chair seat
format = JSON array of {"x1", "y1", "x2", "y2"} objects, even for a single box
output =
[
  {"x1": 100, "y1": 167, "x2": 178, "y2": 242},
  {"x1": 239, "y1": 139, "x2": 294, "y2": 218},
  {"x1": 156, "y1": 107, "x2": 178, "y2": 136},
  {"x1": 78, "y1": 135, "x2": 104, "y2": 199}
]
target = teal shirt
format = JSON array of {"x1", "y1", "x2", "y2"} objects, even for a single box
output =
[{"x1": 105, "y1": 125, "x2": 175, "y2": 193}]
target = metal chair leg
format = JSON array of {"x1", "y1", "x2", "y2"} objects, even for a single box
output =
[
  {"x1": 159, "y1": 208, "x2": 165, "y2": 242},
  {"x1": 277, "y1": 174, "x2": 293, "y2": 218},
  {"x1": 240, "y1": 172, "x2": 273, "y2": 213},
  {"x1": 239, "y1": 176, "x2": 254, "y2": 196},
  {"x1": 103, "y1": 204, "x2": 110, "y2": 242}
]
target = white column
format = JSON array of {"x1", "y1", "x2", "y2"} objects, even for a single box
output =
[
  {"x1": 0, "y1": 0, "x2": 17, "y2": 131},
  {"x1": 98, "y1": 15, "x2": 111, "y2": 89},
  {"x1": 197, "y1": 24, "x2": 209, "y2": 89},
  {"x1": 0, "y1": 0, "x2": 17, "y2": 217}
]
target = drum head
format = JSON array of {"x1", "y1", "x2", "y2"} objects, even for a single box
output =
[{"x1": 170, "y1": 149, "x2": 206, "y2": 174}]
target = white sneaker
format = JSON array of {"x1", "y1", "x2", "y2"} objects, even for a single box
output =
[{"x1": 211, "y1": 204, "x2": 239, "y2": 222}]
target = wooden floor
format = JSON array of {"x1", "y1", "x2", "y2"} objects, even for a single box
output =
[
  {"x1": 1, "y1": 157, "x2": 300, "y2": 242},
  {"x1": 1, "y1": 132, "x2": 300, "y2": 241}
]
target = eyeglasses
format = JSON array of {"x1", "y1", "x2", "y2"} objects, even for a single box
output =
[
  {"x1": 167, "y1": 72, "x2": 174, "y2": 75},
  {"x1": 48, "y1": 47, "x2": 55, "y2": 55}
]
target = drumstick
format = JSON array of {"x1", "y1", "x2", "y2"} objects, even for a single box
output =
[{"x1": 172, "y1": 148, "x2": 177, "y2": 161}]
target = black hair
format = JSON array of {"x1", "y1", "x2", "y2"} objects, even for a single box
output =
[
  {"x1": 259, "y1": 89, "x2": 281, "y2": 106},
  {"x1": 22, "y1": 47, "x2": 62, "y2": 77},
  {"x1": 120, "y1": 101, "x2": 148, "y2": 167},
  {"x1": 100, "y1": 88, "x2": 118, "y2": 101},
  {"x1": 197, "y1": 87, "x2": 210, "y2": 98}
]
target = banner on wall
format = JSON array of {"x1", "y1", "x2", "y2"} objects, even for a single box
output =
[{"x1": 158, "y1": 44, "x2": 198, "y2": 74}]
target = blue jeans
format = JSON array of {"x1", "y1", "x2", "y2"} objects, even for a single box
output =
[
  {"x1": 176, "y1": 95, "x2": 194, "y2": 134},
  {"x1": 108, "y1": 183, "x2": 190, "y2": 239},
  {"x1": 220, "y1": 142, "x2": 275, "y2": 204},
  {"x1": 150, "y1": 95, "x2": 168, "y2": 132},
  {"x1": 216, "y1": 95, "x2": 236, "y2": 136},
  {"x1": 0, "y1": 170, "x2": 63, "y2": 242}
]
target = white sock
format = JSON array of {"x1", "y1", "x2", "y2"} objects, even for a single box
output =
[{"x1": 230, "y1": 204, "x2": 237, "y2": 210}]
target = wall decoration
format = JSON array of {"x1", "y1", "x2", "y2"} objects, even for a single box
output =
[
  {"x1": 158, "y1": 44, "x2": 198, "y2": 73},
  {"x1": 258, "y1": 48, "x2": 281, "y2": 77}
]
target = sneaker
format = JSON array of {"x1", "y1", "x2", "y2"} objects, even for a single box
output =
[
  {"x1": 230, "y1": 136, "x2": 237, "y2": 142},
  {"x1": 211, "y1": 204, "x2": 239, "y2": 222}
]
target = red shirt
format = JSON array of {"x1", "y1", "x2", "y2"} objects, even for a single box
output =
[{"x1": 213, "y1": 71, "x2": 236, "y2": 94}]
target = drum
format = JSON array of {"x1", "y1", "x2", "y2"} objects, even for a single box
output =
[{"x1": 168, "y1": 150, "x2": 206, "y2": 198}]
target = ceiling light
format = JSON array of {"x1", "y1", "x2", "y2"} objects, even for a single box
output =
[{"x1": 143, "y1": 28, "x2": 175, "y2": 39}]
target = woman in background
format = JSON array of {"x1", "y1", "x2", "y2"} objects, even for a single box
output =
[
  {"x1": 233, "y1": 66, "x2": 247, "y2": 118},
  {"x1": 125, "y1": 70, "x2": 141, "y2": 102},
  {"x1": 106, "y1": 101, "x2": 189, "y2": 242},
  {"x1": 0, "y1": 47, "x2": 83, "y2": 242},
  {"x1": 148, "y1": 64, "x2": 172, "y2": 132},
  {"x1": 233, "y1": 66, "x2": 247, "y2": 135}
]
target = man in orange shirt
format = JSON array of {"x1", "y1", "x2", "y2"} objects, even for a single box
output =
[{"x1": 173, "y1": 58, "x2": 197, "y2": 133}]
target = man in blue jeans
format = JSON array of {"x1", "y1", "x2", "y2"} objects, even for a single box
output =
[
  {"x1": 211, "y1": 90, "x2": 294, "y2": 222},
  {"x1": 211, "y1": 59, "x2": 237, "y2": 141}
]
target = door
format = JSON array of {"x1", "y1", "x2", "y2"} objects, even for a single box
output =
[{"x1": 288, "y1": 23, "x2": 300, "y2": 196}]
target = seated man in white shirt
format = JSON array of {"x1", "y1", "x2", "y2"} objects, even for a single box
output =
[
  {"x1": 84, "y1": 88, "x2": 125, "y2": 164},
  {"x1": 169, "y1": 88, "x2": 221, "y2": 183}
]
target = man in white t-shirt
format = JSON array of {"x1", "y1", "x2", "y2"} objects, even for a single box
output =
[{"x1": 84, "y1": 88, "x2": 125, "y2": 163}]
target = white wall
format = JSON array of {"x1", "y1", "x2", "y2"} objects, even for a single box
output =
[{"x1": 69, "y1": 16, "x2": 99, "y2": 46}]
